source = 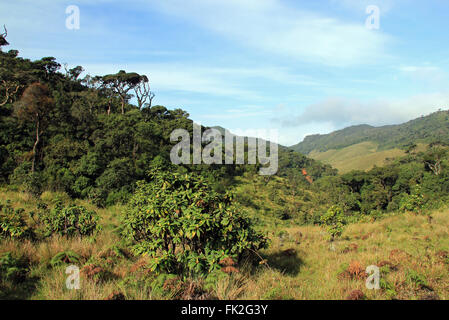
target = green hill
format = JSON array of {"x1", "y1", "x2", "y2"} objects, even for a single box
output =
[
  {"x1": 291, "y1": 110, "x2": 449, "y2": 154},
  {"x1": 290, "y1": 110, "x2": 449, "y2": 173}
]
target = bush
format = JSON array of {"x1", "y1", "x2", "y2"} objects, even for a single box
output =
[
  {"x1": 399, "y1": 184, "x2": 427, "y2": 214},
  {"x1": 40, "y1": 202, "x2": 100, "y2": 238},
  {"x1": 0, "y1": 201, "x2": 32, "y2": 239},
  {"x1": 320, "y1": 205, "x2": 346, "y2": 241},
  {"x1": 0, "y1": 252, "x2": 29, "y2": 283},
  {"x1": 122, "y1": 169, "x2": 269, "y2": 277}
]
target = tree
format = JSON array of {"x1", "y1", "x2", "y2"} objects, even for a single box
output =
[
  {"x1": 100, "y1": 70, "x2": 142, "y2": 114},
  {"x1": 134, "y1": 74, "x2": 155, "y2": 110},
  {"x1": 14, "y1": 83, "x2": 54, "y2": 172},
  {"x1": 423, "y1": 142, "x2": 447, "y2": 176},
  {"x1": 34, "y1": 57, "x2": 61, "y2": 81},
  {"x1": 0, "y1": 80, "x2": 21, "y2": 106},
  {"x1": 0, "y1": 25, "x2": 9, "y2": 49},
  {"x1": 320, "y1": 205, "x2": 346, "y2": 241}
]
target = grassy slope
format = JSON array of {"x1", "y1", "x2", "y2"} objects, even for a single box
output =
[
  {"x1": 290, "y1": 110, "x2": 449, "y2": 154},
  {"x1": 308, "y1": 142, "x2": 428, "y2": 174},
  {"x1": 309, "y1": 142, "x2": 404, "y2": 173},
  {"x1": 1, "y1": 187, "x2": 448, "y2": 300}
]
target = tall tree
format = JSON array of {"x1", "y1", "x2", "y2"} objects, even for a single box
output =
[
  {"x1": 14, "y1": 83, "x2": 54, "y2": 172},
  {"x1": 134, "y1": 74, "x2": 155, "y2": 110},
  {"x1": 101, "y1": 70, "x2": 141, "y2": 114}
]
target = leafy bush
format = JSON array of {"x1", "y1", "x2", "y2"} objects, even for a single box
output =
[
  {"x1": 320, "y1": 205, "x2": 346, "y2": 241},
  {"x1": 123, "y1": 169, "x2": 269, "y2": 276},
  {"x1": 399, "y1": 184, "x2": 427, "y2": 214},
  {"x1": 50, "y1": 251, "x2": 81, "y2": 268},
  {"x1": 0, "y1": 201, "x2": 32, "y2": 239},
  {"x1": 0, "y1": 252, "x2": 29, "y2": 283},
  {"x1": 40, "y1": 201, "x2": 100, "y2": 237}
]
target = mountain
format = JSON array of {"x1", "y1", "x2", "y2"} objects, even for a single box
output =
[
  {"x1": 208, "y1": 126, "x2": 337, "y2": 181},
  {"x1": 290, "y1": 110, "x2": 449, "y2": 173}
]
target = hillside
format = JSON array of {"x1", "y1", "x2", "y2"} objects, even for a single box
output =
[
  {"x1": 0, "y1": 48, "x2": 334, "y2": 206},
  {"x1": 290, "y1": 111, "x2": 449, "y2": 173},
  {"x1": 291, "y1": 110, "x2": 449, "y2": 155}
]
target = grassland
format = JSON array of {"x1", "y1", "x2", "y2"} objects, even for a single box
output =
[
  {"x1": 1, "y1": 186, "x2": 448, "y2": 300},
  {"x1": 308, "y1": 142, "x2": 428, "y2": 173}
]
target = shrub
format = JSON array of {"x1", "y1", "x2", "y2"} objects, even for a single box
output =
[
  {"x1": 0, "y1": 252, "x2": 29, "y2": 283},
  {"x1": 122, "y1": 169, "x2": 269, "y2": 277},
  {"x1": 0, "y1": 201, "x2": 32, "y2": 239},
  {"x1": 320, "y1": 205, "x2": 346, "y2": 241},
  {"x1": 399, "y1": 184, "x2": 427, "y2": 214},
  {"x1": 40, "y1": 202, "x2": 100, "y2": 238}
]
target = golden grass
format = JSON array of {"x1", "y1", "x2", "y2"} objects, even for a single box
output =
[
  {"x1": 309, "y1": 142, "x2": 406, "y2": 173},
  {"x1": 239, "y1": 209, "x2": 449, "y2": 300}
]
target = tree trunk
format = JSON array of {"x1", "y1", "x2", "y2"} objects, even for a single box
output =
[
  {"x1": 32, "y1": 117, "x2": 40, "y2": 173},
  {"x1": 120, "y1": 97, "x2": 125, "y2": 114}
]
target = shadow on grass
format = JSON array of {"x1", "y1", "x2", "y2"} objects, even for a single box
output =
[
  {"x1": 262, "y1": 250, "x2": 304, "y2": 276},
  {"x1": 0, "y1": 276, "x2": 40, "y2": 300}
]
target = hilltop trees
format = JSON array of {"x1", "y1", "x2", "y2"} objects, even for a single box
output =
[
  {"x1": 134, "y1": 74, "x2": 155, "y2": 110},
  {"x1": 98, "y1": 70, "x2": 143, "y2": 114}
]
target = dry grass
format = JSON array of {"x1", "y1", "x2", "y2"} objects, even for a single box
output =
[
  {"x1": 309, "y1": 142, "x2": 406, "y2": 173},
  {"x1": 239, "y1": 208, "x2": 449, "y2": 300},
  {"x1": 1, "y1": 188, "x2": 448, "y2": 300}
]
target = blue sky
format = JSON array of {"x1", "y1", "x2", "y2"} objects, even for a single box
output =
[{"x1": 2, "y1": 0, "x2": 449, "y2": 145}]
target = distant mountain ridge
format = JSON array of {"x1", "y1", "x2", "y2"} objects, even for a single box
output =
[{"x1": 290, "y1": 110, "x2": 449, "y2": 155}]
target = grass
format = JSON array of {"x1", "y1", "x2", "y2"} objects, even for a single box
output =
[
  {"x1": 308, "y1": 142, "x2": 428, "y2": 173},
  {"x1": 240, "y1": 209, "x2": 449, "y2": 300},
  {"x1": 1, "y1": 187, "x2": 448, "y2": 300}
]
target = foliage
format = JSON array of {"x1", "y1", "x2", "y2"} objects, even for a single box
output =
[
  {"x1": 399, "y1": 184, "x2": 426, "y2": 214},
  {"x1": 292, "y1": 110, "x2": 449, "y2": 154},
  {"x1": 0, "y1": 200, "x2": 31, "y2": 239},
  {"x1": 0, "y1": 252, "x2": 28, "y2": 283},
  {"x1": 50, "y1": 251, "x2": 81, "y2": 268},
  {"x1": 40, "y1": 201, "x2": 100, "y2": 238},
  {"x1": 320, "y1": 205, "x2": 346, "y2": 240},
  {"x1": 123, "y1": 168, "x2": 269, "y2": 276}
]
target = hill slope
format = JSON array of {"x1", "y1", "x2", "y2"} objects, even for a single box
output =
[
  {"x1": 291, "y1": 110, "x2": 449, "y2": 154},
  {"x1": 290, "y1": 110, "x2": 449, "y2": 173}
]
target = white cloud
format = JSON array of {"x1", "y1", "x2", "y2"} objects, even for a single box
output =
[
  {"x1": 275, "y1": 92, "x2": 449, "y2": 128},
  {"x1": 150, "y1": 0, "x2": 392, "y2": 66},
  {"x1": 398, "y1": 65, "x2": 448, "y2": 88}
]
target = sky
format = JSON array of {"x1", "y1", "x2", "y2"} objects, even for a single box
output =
[{"x1": 1, "y1": 0, "x2": 449, "y2": 146}]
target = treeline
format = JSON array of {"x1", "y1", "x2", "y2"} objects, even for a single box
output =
[{"x1": 308, "y1": 142, "x2": 449, "y2": 222}]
